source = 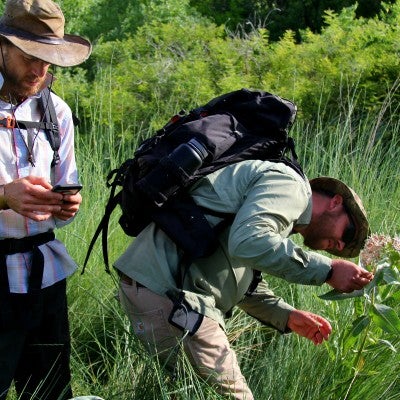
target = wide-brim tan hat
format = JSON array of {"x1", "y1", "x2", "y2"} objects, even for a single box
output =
[
  {"x1": 0, "y1": 0, "x2": 91, "y2": 67},
  {"x1": 310, "y1": 177, "x2": 370, "y2": 258}
]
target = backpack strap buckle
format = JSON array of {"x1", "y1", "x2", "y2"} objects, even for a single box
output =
[{"x1": 0, "y1": 116, "x2": 16, "y2": 129}]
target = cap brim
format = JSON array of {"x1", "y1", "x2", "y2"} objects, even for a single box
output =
[
  {"x1": 310, "y1": 177, "x2": 370, "y2": 258},
  {"x1": 0, "y1": 32, "x2": 91, "y2": 67}
]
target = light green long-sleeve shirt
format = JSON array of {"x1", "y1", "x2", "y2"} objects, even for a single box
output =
[{"x1": 115, "y1": 159, "x2": 332, "y2": 331}]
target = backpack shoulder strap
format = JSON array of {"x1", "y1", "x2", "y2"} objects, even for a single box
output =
[
  {"x1": 39, "y1": 87, "x2": 61, "y2": 168},
  {"x1": 13, "y1": 88, "x2": 61, "y2": 168}
]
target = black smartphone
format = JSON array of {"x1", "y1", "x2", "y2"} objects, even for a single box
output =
[{"x1": 52, "y1": 184, "x2": 83, "y2": 195}]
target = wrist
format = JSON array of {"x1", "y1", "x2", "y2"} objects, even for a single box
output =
[
  {"x1": 0, "y1": 185, "x2": 9, "y2": 210},
  {"x1": 324, "y1": 266, "x2": 333, "y2": 282}
]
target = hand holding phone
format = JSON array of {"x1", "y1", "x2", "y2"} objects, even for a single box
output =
[
  {"x1": 52, "y1": 184, "x2": 83, "y2": 195},
  {"x1": 51, "y1": 184, "x2": 82, "y2": 220}
]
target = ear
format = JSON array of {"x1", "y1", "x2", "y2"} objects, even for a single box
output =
[{"x1": 328, "y1": 194, "x2": 344, "y2": 211}]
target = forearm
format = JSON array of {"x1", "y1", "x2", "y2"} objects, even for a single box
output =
[
  {"x1": 238, "y1": 280, "x2": 295, "y2": 333},
  {"x1": 239, "y1": 279, "x2": 333, "y2": 344},
  {"x1": 231, "y1": 234, "x2": 333, "y2": 285}
]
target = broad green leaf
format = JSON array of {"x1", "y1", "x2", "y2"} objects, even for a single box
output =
[
  {"x1": 386, "y1": 291, "x2": 400, "y2": 302},
  {"x1": 380, "y1": 283, "x2": 400, "y2": 300},
  {"x1": 370, "y1": 303, "x2": 400, "y2": 334},
  {"x1": 354, "y1": 297, "x2": 365, "y2": 317},
  {"x1": 381, "y1": 267, "x2": 400, "y2": 285},
  {"x1": 318, "y1": 289, "x2": 365, "y2": 300},
  {"x1": 350, "y1": 315, "x2": 370, "y2": 336},
  {"x1": 341, "y1": 316, "x2": 370, "y2": 353}
]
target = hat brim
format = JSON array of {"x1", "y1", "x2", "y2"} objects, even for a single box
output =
[
  {"x1": 310, "y1": 177, "x2": 370, "y2": 258},
  {"x1": 0, "y1": 32, "x2": 91, "y2": 67}
]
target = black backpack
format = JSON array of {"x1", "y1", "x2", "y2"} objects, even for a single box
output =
[{"x1": 84, "y1": 88, "x2": 304, "y2": 273}]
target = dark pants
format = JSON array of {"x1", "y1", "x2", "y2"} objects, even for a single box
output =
[{"x1": 0, "y1": 279, "x2": 72, "y2": 400}]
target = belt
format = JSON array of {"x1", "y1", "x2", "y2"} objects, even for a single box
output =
[
  {"x1": 0, "y1": 231, "x2": 55, "y2": 294},
  {"x1": 0, "y1": 231, "x2": 55, "y2": 255},
  {"x1": 117, "y1": 271, "x2": 145, "y2": 288}
]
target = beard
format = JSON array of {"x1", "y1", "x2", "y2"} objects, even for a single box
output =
[
  {"x1": 1, "y1": 68, "x2": 47, "y2": 101},
  {"x1": 0, "y1": 46, "x2": 48, "y2": 102},
  {"x1": 302, "y1": 210, "x2": 339, "y2": 250}
]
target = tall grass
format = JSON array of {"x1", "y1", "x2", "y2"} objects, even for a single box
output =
[{"x1": 49, "y1": 87, "x2": 400, "y2": 399}]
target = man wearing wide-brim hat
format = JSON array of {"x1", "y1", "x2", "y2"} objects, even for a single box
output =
[{"x1": 0, "y1": 1, "x2": 91, "y2": 399}]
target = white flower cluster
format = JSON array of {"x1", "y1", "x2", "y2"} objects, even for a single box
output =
[{"x1": 359, "y1": 234, "x2": 400, "y2": 270}]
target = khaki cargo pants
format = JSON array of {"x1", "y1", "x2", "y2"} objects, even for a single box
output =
[{"x1": 119, "y1": 280, "x2": 254, "y2": 400}]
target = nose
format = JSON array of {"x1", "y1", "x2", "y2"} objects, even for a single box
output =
[{"x1": 32, "y1": 60, "x2": 50, "y2": 78}]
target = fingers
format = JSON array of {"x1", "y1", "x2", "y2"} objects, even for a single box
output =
[
  {"x1": 6, "y1": 178, "x2": 63, "y2": 205},
  {"x1": 25, "y1": 176, "x2": 53, "y2": 190},
  {"x1": 53, "y1": 207, "x2": 77, "y2": 221},
  {"x1": 304, "y1": 314, "x2": 331, "y2": 344},
  {"x1": 313, "y1": 315, "x2": 332, "y2": 339},
  {"x1": 345, "y1": 272, "x2": 374, "y2": 292},
  {"x1": 356, "y1": 270, "x2": 374, "y2": 281},
  {"x1": 288, "y1": 310, "x2": 332, "y2": 345},
  {"x1": 311, "y1": 331, "x2": 324, "y2": 345},
  {"x1": 19, "y1": 203, "x2": 63, "y2": 221},
  {"x1": 20, "y1": 211, "x2": 54, "y2": 221},
  {"x1": 52, "y1": 197, "x2": 80, "y2": 220},
  {"x1": 4, "y1": 177, "x2": 66, "y2": 220},
  {"x1": 330, "y1": 259, "x2": 374, "y2": 293},
  {"x1": 3, "y1": 177, "x2": 82, "y2": 221},
  {"x1": 17, "y1": 199, "x2": 62, "y2": 214},
  {"x1": 62, "y1": 192, "x2": 82, "y2": 205},
  {"x1": 52, "y1": 210, "x2": 70, "y2": 221}
]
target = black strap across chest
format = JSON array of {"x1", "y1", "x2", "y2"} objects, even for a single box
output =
[{"x1": 0, "y1": 88, "x2": 60, "y2": 167}]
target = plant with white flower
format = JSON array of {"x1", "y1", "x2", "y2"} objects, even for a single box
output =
[
  {"x1": 359, "y1": 234, "x2": 400, "y2": 272},
  {"x1": 319, "y1": 233, "x2": 400, "y2": 382}
]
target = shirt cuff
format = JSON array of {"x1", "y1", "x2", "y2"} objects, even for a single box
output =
[{"x1": 305, "y1": 252, "x2": 333, "y2": 285}]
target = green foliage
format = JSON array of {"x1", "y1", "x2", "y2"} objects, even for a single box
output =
[
  {"x1": 58, "y1": 2, "x2": 400, "y2": 151},
  {"x1": 188, "y1": 0, "x2": 256, "y2": 28},
  {"x1": 57, "y1": 0, "x2": 204, "y2": 42},
  {"x1": 319, "y1": 238, "x2": 400, "y2": 398},
  {"x1": 189, "y1": 0, "x2": 396, "y2": 41},
  {"x1": 85, "y1": 21, "x2": 230, "y2": 136},
  {"x1": 57, "y1": 0, "x2": 142, "y2": 41},
  {"x1": 264, "y1": 5, "x2": 400, "y2": 120}
]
